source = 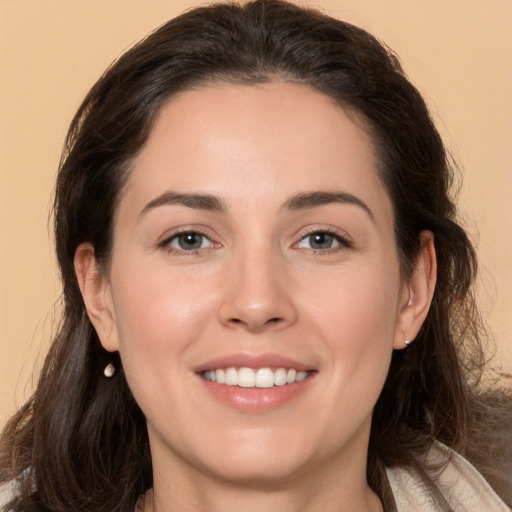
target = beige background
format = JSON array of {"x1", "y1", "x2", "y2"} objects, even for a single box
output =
[{"x1": 1, "y1": 0, "x2": 511, "y2": 426}]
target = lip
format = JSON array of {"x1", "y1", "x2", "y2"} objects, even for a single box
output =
[
  {"x1": 200, "y1": 376, "x2": 315, "y2": 413},
  {"x1": 194, "y1": 352, "x2": 313, "y2": 373},
  {"x1": 194, "y1": 352, "x2": 316, "y2": 413}
]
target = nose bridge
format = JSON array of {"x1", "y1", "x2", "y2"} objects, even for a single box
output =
[{"x1": 219, "y1": 237, "x2": 297, "y2": 332}]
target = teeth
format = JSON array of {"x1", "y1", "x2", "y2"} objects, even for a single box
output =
[
  {"x1": 225, "y1": 367, "x2": 238, "y2": 386},
  {"x1": 286, "y1": 368, "x2": 296, "y2": 384},
  {"x1": 238, "y1": 367, "x2": 255, "y2": 387},
  {"x1": 202, "y1": 367, "x2": 311, "y2": 388},
  {"x1": 256, "y1": 368, "x2": 275, "y2": 388},
  {"x1": 272, "y1": 368, "x2": 287, "y2": 386},
  {"x1": 296, "y1": 371, "x2": 308, "y2": 382}
]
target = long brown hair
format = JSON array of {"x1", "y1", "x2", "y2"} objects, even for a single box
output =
[{"x1": 1, "y1": 1, "x2": 510, "y2": 511}]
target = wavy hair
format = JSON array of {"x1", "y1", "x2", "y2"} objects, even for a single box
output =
[{"x1": 1, "y1": 1, "x2": 510, "y2": 511}]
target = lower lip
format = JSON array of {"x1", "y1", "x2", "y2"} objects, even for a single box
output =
[{"x1": 200, "y1": 374, "x2": 315, "y2": 413}]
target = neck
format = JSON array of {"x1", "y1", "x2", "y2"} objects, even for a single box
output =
[
  {"x1": 145, "y1": 443, "x2": 383, "y2": 512},
  {"x1": 142, "y1": 485, "x2": 382, "y2": 512}
]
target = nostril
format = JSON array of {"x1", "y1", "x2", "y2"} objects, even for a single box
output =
[{"x1": 226, "y1": 316, "x2": 284, "y2": 331}]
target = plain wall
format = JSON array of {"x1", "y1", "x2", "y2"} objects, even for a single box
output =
[{"x1": 1, "y1": 0, "x2": 511, "y2": 425}]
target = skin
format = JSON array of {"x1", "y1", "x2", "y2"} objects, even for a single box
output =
[{"x1": 75, "y1": 82, "x2": 436, "y2": 512}]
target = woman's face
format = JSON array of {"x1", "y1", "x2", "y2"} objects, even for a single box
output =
[{"x1": 86, "y1": 82, "x2": 425, "y2": 485}]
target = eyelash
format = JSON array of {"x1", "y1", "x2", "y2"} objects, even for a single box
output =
[
  {"x1": 158, "y1": 228, "x2": 353, "y2": 256},
  {"x1": 294, "y1": 228, "x2": 353, "y2": 254},
  {"x1": 159, "y1": 229, "x2": 217, "y2": 255}
]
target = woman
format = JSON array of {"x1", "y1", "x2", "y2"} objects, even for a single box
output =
[{"x1": 1, "y1": 1, "x2": 510, "y2": 510}]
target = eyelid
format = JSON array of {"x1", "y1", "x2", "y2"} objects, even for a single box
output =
[
  {"x1": 293, "y1": 226, "x2": 354, "y2": 252},
  {"x1": 156, "y1": 225, "x2": 353, "y2": 255},
  {"x1": 158, "y1": 226, "x2": 221, "y2": 254}
]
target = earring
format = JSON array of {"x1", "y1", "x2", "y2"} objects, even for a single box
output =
[
  {"x1": 104, "y1": 363, "x2": 116, "y2": 378},
  {"x1": 404, "y1": 338, "x2": 412, "y2": 347}
]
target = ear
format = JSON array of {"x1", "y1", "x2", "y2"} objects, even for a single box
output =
[
  {"x1": 74, "y1": 243, "x2": 119, "y2": 352},
  {"x1": 394, "y1": 231, "x2": 437, "y2": 350}
]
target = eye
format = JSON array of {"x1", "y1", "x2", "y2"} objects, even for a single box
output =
[
  {"x1": 165, "y1": 232, "x2": 213, "y2": 252},
  {"x1": 295, "y1": 230, "x2": 351, "y2": 252}
]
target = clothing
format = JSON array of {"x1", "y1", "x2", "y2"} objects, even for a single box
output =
[
  {"x1": 387, "y1": 442, "x2": 510, "y2": 511},
  {"x1": 1, "y1": 445, "x2": 509, "y2": 511},
  {"x1": 0, "y1": 477, "x2": 18, "y2": 510}
]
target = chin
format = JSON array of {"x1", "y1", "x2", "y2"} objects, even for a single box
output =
[
  {"x1": 190, "y1": 428, "x2": 328, "y2": 485},
  {"x1": 203, "y1": 454, "x2": 310, "y2": 486}
]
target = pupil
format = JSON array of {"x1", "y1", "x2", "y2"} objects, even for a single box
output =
[
  {"x1": 179, "y1": 233, "x2": 202, "y2": 250},
  {"x1": 310, "y1": 233, "x2": 333, "y2": 249}
]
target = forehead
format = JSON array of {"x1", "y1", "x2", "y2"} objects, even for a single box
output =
[{"x1": 121, "y1": 82, "x2": 392, "y2": 223}]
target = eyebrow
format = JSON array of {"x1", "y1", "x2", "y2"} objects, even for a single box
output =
[
  {"x1": 139, "y1": 191, "x2": 227, "y2": 219},
  {"x1": 138, "y1": 189, "x2": 374, "y2": 222},
  {"x1": 284, "y1": 191, "x2": 375, "y2": 222}
]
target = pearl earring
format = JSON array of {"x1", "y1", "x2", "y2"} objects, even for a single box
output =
[{"x1": 104, "y1": 363, "x2": 115, "y2": 378}]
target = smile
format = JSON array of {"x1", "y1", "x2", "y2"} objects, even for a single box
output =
[{"x1": 201, "y1": 367, "x2": 311, "y2": 388}]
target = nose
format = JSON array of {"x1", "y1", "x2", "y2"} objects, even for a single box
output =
[{"x1": 218, "y1": 248, "x2": 298, "y2": 333}]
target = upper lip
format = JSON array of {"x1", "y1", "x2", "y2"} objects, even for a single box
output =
[{"x1": 194, "y1": 352, "x2": 314, "y2": 373}]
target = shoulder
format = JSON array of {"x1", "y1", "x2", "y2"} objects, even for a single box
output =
[{"x1": 386, "y1": 441, "x2": 511, "y2": 511}]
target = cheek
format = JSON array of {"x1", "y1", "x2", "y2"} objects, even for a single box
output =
[
  {"x1": 109, "y1": 257, "x2": 219, "y2": 365},
  {"x1": 307, "y1": 260, "x2": 400, "y2": 338},
  {"x1": 107, "y1": 258, "x2": 223, "y2": 423},
  {"x1": 305, "y1": 261, "x2": 400, "y2": 389}
]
